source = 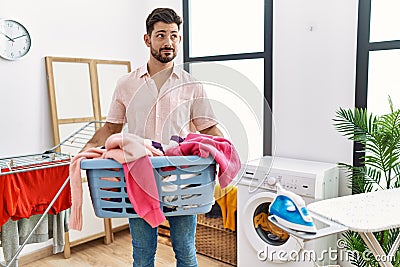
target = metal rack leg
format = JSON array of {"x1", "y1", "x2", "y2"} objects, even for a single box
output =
[
  {"x1": 388, "y1": 233, "x2": 400, "y2": 259},
  {"x1": 360, "y1": 232, "x2": 394, "y2": 267}
]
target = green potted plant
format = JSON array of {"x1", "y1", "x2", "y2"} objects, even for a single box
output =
[{"x1": 333, "y1": 97, "x2": 400, "y2": 266}]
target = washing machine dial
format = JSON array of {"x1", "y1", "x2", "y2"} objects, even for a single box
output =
[{"x1": 266, "y1": 176, "x2": 277, "y2": 186}]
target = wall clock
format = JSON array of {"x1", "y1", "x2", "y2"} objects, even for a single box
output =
[{"x1": 0, "y1": 19, "x2": 31, "y2": 60}]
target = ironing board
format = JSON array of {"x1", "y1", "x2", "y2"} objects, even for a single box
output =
[
  {"x1": 271, "y1": 188, "x2": 400, "y2": 267},
  {"x1": 308, "y1": 188, "x2": 400, "y2": 267}
]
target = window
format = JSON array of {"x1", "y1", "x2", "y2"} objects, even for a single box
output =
[
  {"x1": 369, "y1": 0, "x2": 400, "y2": 42},
  {"x1": 367, "y1": 49, "x2": 400, "y2": 114},
  {"x1": 355, "y1": 0, "x2": 400, "y2": 165},
  {"x1": 357, "y1": 0, "x2": 400, "y2": 112},
  {"x1": 183, "y1": 0, "x2": 273, "y2": 161},
  {"x1": 189, "y1": 0, "x2": 264, "y2": 57}
]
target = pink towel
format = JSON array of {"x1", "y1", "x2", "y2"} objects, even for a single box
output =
[
  {"x1": 104, "y1": 133, "x2": 165, "y2": 228},
  {"x1": 165, "y1": 133, "x2": 241, "y2": 188},
  {"x1": 103, "y1": 133, "x2": 163, "y2": 161},
  {"x1": 68, "y1": 133, "x2": 165, "y2": 231},
  {"x1": 123, "y1": 157, "x2": 165, "y2": 227},
  {"x1": 69, "y1": 147, "x2": 105, "y2": 230}
]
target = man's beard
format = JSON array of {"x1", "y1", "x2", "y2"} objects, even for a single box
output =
[{"x1": 151, "y1": 46, "x2": 176, "y2": 63}]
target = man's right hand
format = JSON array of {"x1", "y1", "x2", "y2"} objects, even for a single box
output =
[{"x1": 81, "y1": 122, "x2": 123, "y2": 152}]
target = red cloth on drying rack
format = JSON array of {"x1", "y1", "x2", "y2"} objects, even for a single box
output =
[
  {"x1": 0, "y1": 175, "x2": 20, "y2": 227},
  {"x1": 0, "y1": 162, "x2": 71, "y2": 227}
]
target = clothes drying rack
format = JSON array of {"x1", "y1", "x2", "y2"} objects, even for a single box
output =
[{"x1": 0, "y1": 121, "x2": 104, "y2": 267}]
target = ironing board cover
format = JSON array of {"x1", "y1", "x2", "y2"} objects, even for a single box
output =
[{"x1": 308, "y1": 188, "x2": 400, "y2": 232}]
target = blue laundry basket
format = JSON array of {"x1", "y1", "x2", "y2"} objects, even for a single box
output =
[{"x1": 80, "y1": 156, "x2": 216, "y2": 218}]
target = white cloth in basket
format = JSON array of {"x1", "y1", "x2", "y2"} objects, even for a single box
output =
[{"x1": 161, "y1": 174, "x2": 199, "y2": 203}]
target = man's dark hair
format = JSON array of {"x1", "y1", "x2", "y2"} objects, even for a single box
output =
[{"x1": 146, "y1": 8, "x2": 182, "y2": 35}]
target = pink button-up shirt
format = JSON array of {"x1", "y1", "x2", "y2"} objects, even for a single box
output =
[{"x1": 106, "y1": 64, "x2": 217, "y2": 143}]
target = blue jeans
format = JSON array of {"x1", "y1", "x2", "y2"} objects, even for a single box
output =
[{"x1": 128, "y1": 215, "x2": 198, "y2": 267}]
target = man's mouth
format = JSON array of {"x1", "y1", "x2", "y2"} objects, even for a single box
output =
[{"x1": 161, "y1": 48, "x2": 174, "y2": 53}]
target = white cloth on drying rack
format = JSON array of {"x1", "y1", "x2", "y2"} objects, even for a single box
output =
[{"x1": 0, "y1": 211, "x2": 68, "y2": 267}]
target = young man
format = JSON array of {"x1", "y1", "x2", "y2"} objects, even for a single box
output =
[{"x1": 83, "y1": 7, "x2": 222, "y2": 267}]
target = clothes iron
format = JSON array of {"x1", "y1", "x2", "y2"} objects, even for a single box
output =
[{"x1": 269, "y1": 183, "x2": 317, "y2": 234}]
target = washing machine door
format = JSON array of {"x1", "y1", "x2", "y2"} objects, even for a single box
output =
[{"x1": 242, "y1": 191, "x2": 304, "y2": 263}]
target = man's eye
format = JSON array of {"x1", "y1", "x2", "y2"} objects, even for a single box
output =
[{"x1": 157, "y1": 34, "x2": 164, "y2": 38}]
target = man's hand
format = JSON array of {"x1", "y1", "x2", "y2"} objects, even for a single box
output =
[
  {"x1": 81, "y1": 122, "x2": 123, "y2": 152},
  {"x1": 200, "y1": 125, "x2": 224, "y2": 137}
]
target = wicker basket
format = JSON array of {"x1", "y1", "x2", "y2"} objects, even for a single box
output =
[{"x1": 196, "y1": 214, "x2": 237, "y2": 266}]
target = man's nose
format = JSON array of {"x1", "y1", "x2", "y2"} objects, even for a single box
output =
[{"x1": 165, "y1": 36, "x2": 173, "y2": 45}]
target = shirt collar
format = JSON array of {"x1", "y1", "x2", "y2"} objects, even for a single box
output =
[
  {"x1": 139, "y1": 63, "x2": 182, "y2": 79},
  {"x1": 138, "y1": 64, "x2": 149, "y2": 78},
  {"x1": 171, "y1": 65, "x2": 182, "y2": 79}
]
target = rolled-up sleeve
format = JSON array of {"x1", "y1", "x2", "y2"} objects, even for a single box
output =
[
  {"x1": 191, "y1": 82, "x2": 218, "y2": 131},
  {"x1": 106, "y1": 78, "x2": 127, "y2": 124}
]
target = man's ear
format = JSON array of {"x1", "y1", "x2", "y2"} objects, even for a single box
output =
[{"x1": 144, "y1": 34, "x2": 151, "y2": 47}]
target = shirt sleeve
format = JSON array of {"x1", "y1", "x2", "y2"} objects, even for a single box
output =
[
  {"x1": 106, "y1": 78, "x2": 127, "y2": 124},
  {"x1": 191, "y1": 82, "x2": 218, "y2": 131}
]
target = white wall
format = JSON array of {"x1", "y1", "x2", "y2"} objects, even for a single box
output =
[
  {"x1": 273, "y1": 0, "x2": 359, "y2": 196},
  {"x1": 0, "y1": 0, "x2": 182, "y2": 158},
  {"x1": 0, "y1": 0, "x2": 181, "y2": 260}
]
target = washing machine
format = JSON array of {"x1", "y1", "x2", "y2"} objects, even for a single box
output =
[{"x1": 237, "y1": 156, "x2": 339, "y2": 266}]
